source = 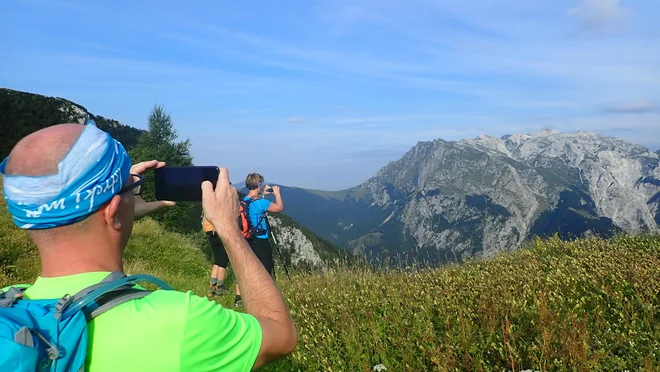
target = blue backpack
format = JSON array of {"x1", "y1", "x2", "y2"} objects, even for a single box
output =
[{"x1": 0, "y1": 272, "x2": 173, "y2": 371}]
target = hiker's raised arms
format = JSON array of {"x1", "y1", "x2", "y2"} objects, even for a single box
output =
[
  {"x1": 201, "y1": 170, "x2": 297, "y2": 369},
  {"x1": 264, "y1": 185, "x2": 283, "y2": 213}
]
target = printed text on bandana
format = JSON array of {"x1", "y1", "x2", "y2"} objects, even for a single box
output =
[{"x1": 24, "y1": 168, "x2": 124, "y2": 218}]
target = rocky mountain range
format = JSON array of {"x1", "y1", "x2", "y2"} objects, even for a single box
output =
[{"x1": 279, "y1": 130, "x2": 660, "y2": 265}]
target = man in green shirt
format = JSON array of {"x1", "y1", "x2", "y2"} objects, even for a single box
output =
[{"x1": 0, "y1": 122, "x2": 297, "y2": 371}]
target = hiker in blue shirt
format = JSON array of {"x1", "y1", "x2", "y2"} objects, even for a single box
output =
[{"x1": 234, "y1": 173, "x2": 283, "y2": 307}]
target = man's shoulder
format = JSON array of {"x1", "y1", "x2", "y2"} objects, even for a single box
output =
[
  {"x1": 84, "y1": 289, "x2": 262, "y2": 371},
  {"x1": 137, "y1": 288, "x2": 218, "y2": 310},
  {"x1": 91, "y1": 289, "x2": 198, "y2": 319},
  {"x1": 91, "y1": 289, "x2": 241, "y2": 329},
  {"x1": 141, "y1": 287, "x2": 194, "y2": 303}
]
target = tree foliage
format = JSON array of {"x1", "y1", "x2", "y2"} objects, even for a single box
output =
[
  {"x1": 129, "y1": 104, "x2": 201, "y2": 234},
  {"x1": 0, "y1": 88, "x2": 144, "y2": 158}
]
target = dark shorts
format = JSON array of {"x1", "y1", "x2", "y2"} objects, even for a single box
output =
[
  {"x1": 207, "y1": 232, "x2": 229, "y2": 268},
  {"x1": 249, "y1": 237, "x2": 274, "y2": 276}
]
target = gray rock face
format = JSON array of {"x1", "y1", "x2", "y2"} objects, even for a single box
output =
[
  {"x1": 497, "y1": 130, "x2": 659, "y2": 233},
  {"x1": 268, "y1": 216, "x2": 324, "y2": 268},
  {"x1": 285, "y1": 130, "x2": 660, "y2": 263},
  {"x1": 368, "y1": 130, "x2": 660, "y2": 260}
]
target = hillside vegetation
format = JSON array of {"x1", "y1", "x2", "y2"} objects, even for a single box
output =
[
  {"x1": 1, "y1": 186, "x2": 659, "y2": 371},
  {"x1": 0, "y1": 88, "x2": 144, "y2": 158}
]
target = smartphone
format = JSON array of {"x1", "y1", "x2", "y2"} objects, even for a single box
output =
[{"x1": 155, "y1": 166, "x2": 220, "y2": 202}]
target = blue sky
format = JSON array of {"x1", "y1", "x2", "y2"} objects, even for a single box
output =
[{"x1": 1, "y1": 0, "x2": 659, "y2": 190}]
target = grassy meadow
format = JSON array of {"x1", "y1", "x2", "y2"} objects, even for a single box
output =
[{"x1": 1, "y1": 188, "x2": 659, "y2": 371}]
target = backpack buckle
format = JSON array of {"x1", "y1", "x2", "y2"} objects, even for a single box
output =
[
  {"x1": 0, "y1": 287, "x2": 26, "y2": 307},
  {"x1": 54, "y1": 294, "x2": 73, "y2": 320}
]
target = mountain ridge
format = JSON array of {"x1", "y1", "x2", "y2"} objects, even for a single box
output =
[
  {"x1": 279, "y1": 129, "x2": 660, "y2": 264},
  {"x1": 0, "y1": 88, "x2": 145, "y2": 157}
]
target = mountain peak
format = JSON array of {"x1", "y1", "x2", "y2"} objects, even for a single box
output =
[
  {"x1": 538, "y1": 128, "x2": 560, "y2": 135},
  {"x1": 461, "y1": 134, "x2": 511, "y2": 157}
]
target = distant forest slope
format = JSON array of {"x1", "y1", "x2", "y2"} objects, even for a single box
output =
[{"x1": 0, "y1": 88, "x2": 144, "y2": 158}]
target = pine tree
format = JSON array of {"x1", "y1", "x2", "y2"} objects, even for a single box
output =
[{"x1": 129, "y1": 104, "x2": 201, "y2": 234}]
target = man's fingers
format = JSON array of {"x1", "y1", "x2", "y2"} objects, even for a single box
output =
[
  {"x1": 131, "y1": 160, "x2": 160, "y2": 174},
  {"x1": 201, "y1": 180, "x2": 215, "y2": 196},
  {"x1": 144, "y1": 200, "x2": 176, "y2": 214},
  {"x1": 217, "y1": 167, "x2": 230, "y2": 187},
  {"x1": 201, "y1": 180, "x2": 216, "y2": 209}
]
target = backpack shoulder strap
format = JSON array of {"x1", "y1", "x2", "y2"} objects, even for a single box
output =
[
  {"x1": 57, "y1": 271, "x2": 173, "y2": 321},
  {"x1": 85, "y1": 287, "x2": 154, "y2": 320}
]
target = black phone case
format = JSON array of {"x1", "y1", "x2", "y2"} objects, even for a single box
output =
[{"x1": 154, "y1": 166, "x2": 219, "y2": 202}]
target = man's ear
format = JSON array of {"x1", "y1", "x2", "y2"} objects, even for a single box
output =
[{"x1": 103, "y1": 195, "x2": 123, "y2": 231}]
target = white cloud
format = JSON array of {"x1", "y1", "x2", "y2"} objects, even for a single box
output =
[
  {"x1": 567, "y1": 0, "x2": 629, "y2": 37},
  {"x1": 285, "y1": 116, "x2": 310, "y2": 124},
  {"x1": 334, "y1": 114, "x2": 492, "y2": 125},
  {"x1": 604, "y1": 101, "x2": 658, "y2": 114}
]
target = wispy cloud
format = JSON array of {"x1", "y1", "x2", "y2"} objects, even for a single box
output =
[
  {"x1": 603, "y1": 101, "x2": 658, "y2": 114},
  {"x1": 567, "y1": 0, "x2": 629, "y2": 37},
  {"x1": 285, "y1": 116, "x2": 311, "y2": 124},
  {"x1": 334, "y1": 114, "x2": 491, "y2": 125}
]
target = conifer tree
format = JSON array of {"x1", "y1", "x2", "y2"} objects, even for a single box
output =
[{"x1": 129, "y1": 104, "x2": 201, "y2": 234}]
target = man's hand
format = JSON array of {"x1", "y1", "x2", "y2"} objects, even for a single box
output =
[
  {"x1": 131, "y1": 160, "x2": 176, "y2": 220},
  {"x1": 202, "y1": 169, "x2": 297, "y2": 369},
  {"x1": 201, "y1": 168, "x2": 240, "y2": 237}
]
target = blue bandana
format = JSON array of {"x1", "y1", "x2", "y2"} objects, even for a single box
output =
[{"x1": 0, "y1": 122, "x2": 132, "y2": 229}]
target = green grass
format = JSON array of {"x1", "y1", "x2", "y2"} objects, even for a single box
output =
[
  {"x1": 1, "y1": 187, "x2": 659, "y2": 371},
  {"x1": 276, "y1": 234, "x2": 660, "y2": 371}
]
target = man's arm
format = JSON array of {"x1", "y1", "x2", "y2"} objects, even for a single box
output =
[
  {"x1": 202, "y1": 170, "x2": 297, "y2": 370},
  {"x1": 220, "y1": 231, "x2": 297, "y2": 368},
  {"x1": 265, "y1": 185, "x2": 283, "y2": 213}
]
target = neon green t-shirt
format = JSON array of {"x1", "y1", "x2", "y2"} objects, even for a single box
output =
[{"x1": 12, "y1": 272, "x2": 263, "y2": 371}]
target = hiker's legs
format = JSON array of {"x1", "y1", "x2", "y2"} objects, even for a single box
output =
[
  {"x1": 210, "y1": 264, "x2": 218, "y2": 281},
  {"x1": 207, "y1": 232, "x2": 230, "y2": 297},
  {"x1": 251, "y1": 238, "x2": 275, "y2": 277},
  {"x1": 234, "y1": 239, "x2": 274, "y2": 305},
  {"x1": 210, "y1": 264, "x2": 226, "y2": 281},
  {"x1": 216, "y1": 266, "x2": 226, "y2": 281},
  {"x1": 235, "y1": 239, "x2": 273, "y2": 307}
]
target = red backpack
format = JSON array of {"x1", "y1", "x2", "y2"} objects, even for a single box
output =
[{"x1": 238, "y1": 198, "x2": 267, "y2": 240}]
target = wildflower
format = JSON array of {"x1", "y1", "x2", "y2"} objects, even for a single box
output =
[{"x1": 373, "y1": 364, "x2": 387, "y2": 372}]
